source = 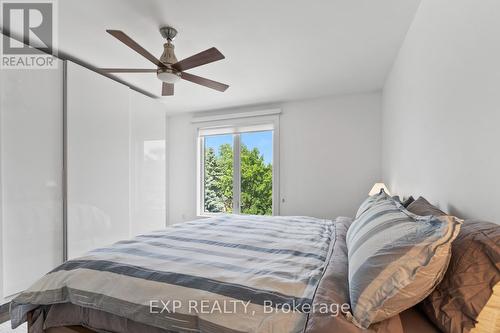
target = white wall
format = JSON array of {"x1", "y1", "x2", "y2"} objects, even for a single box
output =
[
  {"x1": 168, "y1": 93, "x2": 381, "y2": 223},
  {"x1": 382, "y1": 0, "x2": 500, "y2": 222},
  {"x1": 279, "y1": 94, "x2": 381, "y2": 218},
  {"x1": 167, "y1": 113, "x2": 198, "y2": 223}
]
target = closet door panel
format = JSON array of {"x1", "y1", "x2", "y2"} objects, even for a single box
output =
[
  {"x1": 66, "y1": 61, "x2": 130, "y2": 259},
  {"x1": 0, "y1": 61, "x2": 64, "y2": 298},
  {"x1": 129, "y1": 90, "x2": 166, "y2": 236}
]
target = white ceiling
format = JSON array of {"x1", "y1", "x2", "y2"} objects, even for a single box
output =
[{"x1": 56, "y1": 0, "x2": 421, "y2": 112}]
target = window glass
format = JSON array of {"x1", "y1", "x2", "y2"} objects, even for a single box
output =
[
  {"x1": 240, "y1": 131, "x2": 273, "y2": 215},
  {"x1": 204, "y1": 134, "x2": 233, "y2": 213}
]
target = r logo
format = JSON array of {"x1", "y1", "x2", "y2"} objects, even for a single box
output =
[{"x1": 2, "y1": 2, "x2": 53, "y2": 55}]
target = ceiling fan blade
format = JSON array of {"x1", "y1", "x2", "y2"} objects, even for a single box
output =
[
  {"x1": 100, "y1": 68, "x2": 157, "y2": 73},
  {"x1": 107, "y1": 30, "x2": 162, "y2": 66},
  {"x1": 172, "y1": 47, "x2": 225, "y2": 72},
  {"x1": 162, "y1": 82, "x2": 174, "y2": 96},
  {"x1": 181, "y1": 72, "x2": 229, "y2": 92}
]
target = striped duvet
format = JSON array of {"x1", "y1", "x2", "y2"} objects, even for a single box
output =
[{"x1": 11, "y1": 215, "x2": 335, "y2": 333}]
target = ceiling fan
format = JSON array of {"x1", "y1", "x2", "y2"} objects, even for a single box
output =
[{"x1": 101, "y1": 26, "x2": 229, "y2": 96}]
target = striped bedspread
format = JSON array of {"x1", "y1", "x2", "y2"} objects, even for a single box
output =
[{"x1": 11, "y1": 215, "x2": 335, "y2": 333}]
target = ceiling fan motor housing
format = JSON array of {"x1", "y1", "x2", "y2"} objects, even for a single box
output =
[
  {"x1": 158, "y1": 27, "x2": 180, "y2": 83},
  {"x1": 160, "y1": 42, "x2": 178, "y2": 65}
]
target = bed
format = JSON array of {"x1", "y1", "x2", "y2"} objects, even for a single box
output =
[{"x1": 11, "y1": 214, "x2": 440, "y2": 333}]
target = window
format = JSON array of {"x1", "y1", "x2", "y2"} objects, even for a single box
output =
[{"x1": 197, "y1": 115, "x2": 279, "y2": 216}]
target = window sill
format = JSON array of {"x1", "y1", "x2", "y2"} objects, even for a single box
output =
[
  {"x1": 196, "y1": 214, "x2": 213, "y2": 219},
  {"x1": 195, "y1": 212, "x2": 228, "y2": 219}
]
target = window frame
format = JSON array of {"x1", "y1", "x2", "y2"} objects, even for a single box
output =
[{"x1": 196, "y1": 114, "x2": 280, "y2": 217}]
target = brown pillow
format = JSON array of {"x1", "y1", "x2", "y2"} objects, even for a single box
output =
[
  {"x1": 420, "y1": 220, "x2": 500, "y2": 333},
  {"x1": 407, "y1": 196, "x2": 446, "y2": 216}
]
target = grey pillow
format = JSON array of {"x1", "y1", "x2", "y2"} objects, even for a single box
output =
[
  {"x1": 305, "y1": 217, "x2": 405, "y2": 333},
  {"x1": 346, "y1": 194, "x2": 462, "y2": 329},
  {"x1": 392, "y1": 196, "x2": 415, "y2": 208},
  {"x1": 402, "y1": 196, "x2": 415, "y2": 208}
]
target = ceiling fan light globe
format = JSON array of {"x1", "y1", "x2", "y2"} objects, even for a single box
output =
[{"x1": 157, "y1": 71, "x2": 181, "y2": 84}]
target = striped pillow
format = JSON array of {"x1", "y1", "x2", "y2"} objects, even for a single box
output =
[
  {"x1": 346, "y1": 194, "x2": 462, "y2": 329},
  {"x1": 355, "y1": 191, "x2": 390, "y2": 218}
]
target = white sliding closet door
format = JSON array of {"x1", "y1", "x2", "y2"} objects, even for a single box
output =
[
  {"x1": 66, "y1": 61, "x2": 130, "y2": 259},
  {"x1": 129, "y1": 90, "x2": 166, "y2": 236},
  {"x1": 0, "y1": 61, "x2": 64, "y2": 299}
]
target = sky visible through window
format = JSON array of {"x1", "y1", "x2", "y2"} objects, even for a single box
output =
[{"x1": 205, "y1": 131, "x2": 272, "y2": 164}]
